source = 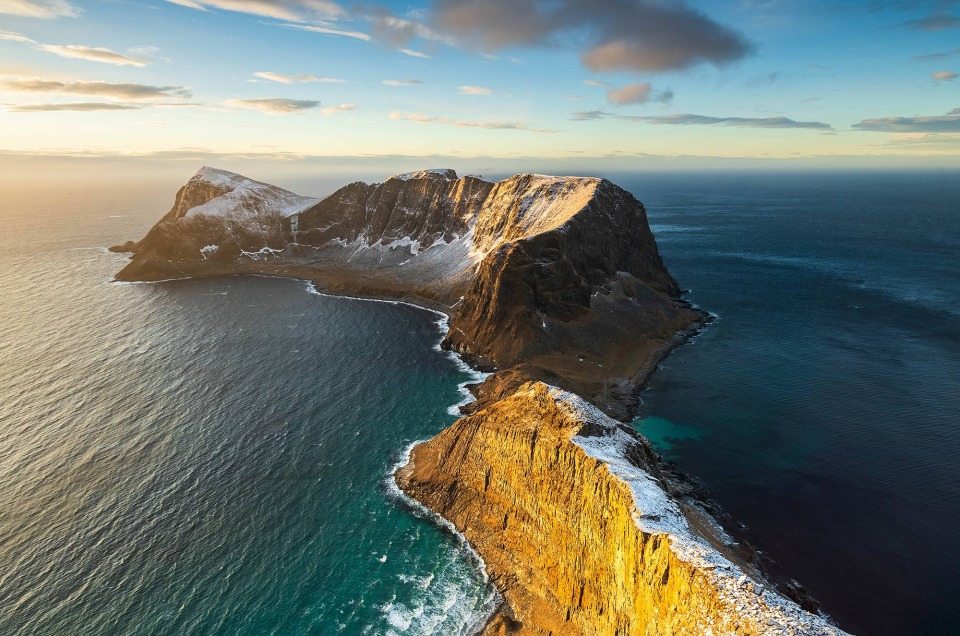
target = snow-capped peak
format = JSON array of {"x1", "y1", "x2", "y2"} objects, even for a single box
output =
[
  {"x1": 184, "y1": 167, "x2": 320, "y2": 219},
  {"x1": 390, "y1": 168, "x2": 460, "y2": 182}
]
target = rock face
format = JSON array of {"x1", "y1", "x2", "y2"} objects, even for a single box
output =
[
  {"x1": 115, "y1": 166, "x2": 700, "y2": 418},
  {"x1": 113, "y1": 167, "x2": 843, "y2": 634},
  {"x1": 397, "y1": 383, "x2": 849, "y2": 636}
]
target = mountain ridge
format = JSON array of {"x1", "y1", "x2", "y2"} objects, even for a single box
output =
[
  {"x1": 110, "y1": 167, "x2": 846, "y2": 634},
  {"x1": 113, "y1": 167, "x2": 697, "y2": 419}
]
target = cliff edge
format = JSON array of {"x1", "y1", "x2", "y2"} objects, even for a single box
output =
[
  {"x1": 398, "y1": 383, "x2": 849, "y2": 636},
  {"x1": 114, "y1": 167, "x2": 700, "y2": 420},
  {"x1": 112, "y1": 167, "x2": 845, "y2": 634}
]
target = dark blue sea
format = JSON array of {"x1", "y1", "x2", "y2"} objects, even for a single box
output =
[
  {"x1": 625, "y1": 171, "x2": 960, "y2": 636},
  {"x1": 0, "y1": 171, "x2": 957, "y2": 635}
]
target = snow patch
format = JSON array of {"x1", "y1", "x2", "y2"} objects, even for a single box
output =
[
  {"x1": 390, "y1": 169, "x2": 459, "y2": 181},
  {"x1": 548, "y1": 386, "x2": 850, "y2": 636},
  {"x1": 185, "y1": 167, "x2": 319, "y2": 219}
]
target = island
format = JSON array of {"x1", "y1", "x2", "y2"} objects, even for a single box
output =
[{"x1": 112, "y1": 167, "x2": 849, "y2": 635}]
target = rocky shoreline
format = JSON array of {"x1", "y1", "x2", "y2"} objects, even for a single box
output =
[{"x1": 112, "y1": 167, "x2": 849, "y2": 635}]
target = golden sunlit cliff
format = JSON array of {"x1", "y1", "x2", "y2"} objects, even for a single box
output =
[{"x1": 397, "y1": 383, "x2": 849, "y2": 636}]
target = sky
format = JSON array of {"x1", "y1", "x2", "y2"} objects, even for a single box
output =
[{"x1": 0, "y1": 0, "x2": 959, "y2": 180}]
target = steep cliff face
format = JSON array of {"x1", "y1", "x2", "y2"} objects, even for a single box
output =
[
  {"x1": 115, "y1": 167, "x2": 700, "y2": 417},
  {"x1": 112, "y1": 167, "x2": 842, "y2": 634},
  {"x1": 397, "y1": 383, "x2": 848, "y2": 636}
]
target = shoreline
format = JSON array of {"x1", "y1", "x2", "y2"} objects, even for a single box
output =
[{"x1": 108, "y1": 266, "x2": 716, "y2": 633}]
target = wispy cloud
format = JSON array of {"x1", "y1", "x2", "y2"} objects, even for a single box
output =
[
  {"x1": 746, "y1": 71, "x2": 780, "y2": 88},
  {"x1": 253, "y1": 71, "x2": 344, "y2": 84},
  {"x1": 429, "y1": 0, "x2": 752, "y2": 73},
  {"x1": 2, "y1": 79, "x2": 191, "y2": 99},
  {"x1": 227, "y1": 98, "x2": 321, "y2": 113},
  {"x1": 933, "y1": 71, "x2": 958, "y2": 81},
  {"x1": 8, "y1": 102, "x2": 143, "y2": 112},
  {"x1": 390, "y1": 111, "x2": 557, "y2": 133},
  {"x1": 38, "y1": 44, "x2": 149, "y2": 66},
  {"x1": 606, "y1": 82, "x2": 673, "y2": 105},
  {"x1": 1, "y1": 30, "x2": 158, "y2": 68},
  {"x1": 573, "y1": 110, "x2": 832, "y2": 130},
  {"x1": 458, "y1": 85, "x2": 491, "y2": 95},
  {"x1": 853, "y1": 114, "x2": 960, "y2": 133},
  {"x1": 0, "y1": 29, "x2": 36, "y2": 43},
  {"x1": 278, "y1": 22, "x2": 370, "y2": 41},
  {"x1": 0, "y1": 0, "x2": 80, "y2": 18},
  {"x1": 163, "y1": 0, "x2": 345, "y2": 22},
  {"x1": 369, "y1": 11, "x2": 455, "y2": 45},
  {"x1": 902, "y1": 14, "x2": 960, "y2": 30},
  {"x1": 320, "y1": 103, "x2": 355, "y2": 115},
  {"x1": 382, "y1": 79, "x2": 422, "y2": 86},
  {"x1": 914, "y1": 48, "x2": 960, "y2": 62},
  {"x1": 399, "y1": 48, "x2": 430, "y2": 58},
  {"x1": 583, "y1": 79, "x2": 610, "y2": 87}
]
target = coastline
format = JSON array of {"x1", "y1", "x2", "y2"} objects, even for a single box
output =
[{"x1": 106, "y1": 167, "x2": 846, "y2": 634}]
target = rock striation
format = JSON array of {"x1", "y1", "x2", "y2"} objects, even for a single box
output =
[
  {"x1": 115, "y1": 167, "x2": 699, "y2": 419},
  {"x1": 113, "y1": 167, "x2": 847, "y2": 635},
  {"x1": 398, "y1": 382, "x2": 849, "y2": 636}
]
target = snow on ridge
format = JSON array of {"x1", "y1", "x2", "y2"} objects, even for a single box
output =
[
  {"x1": 185, "y1": 167, "x2": 320, "y2": 219},
  {"x1": 390, "y1": 168, "x2": 460, "y2": 181},
  {"x1": 546, "y1": 385, "x2": 850, "y2": 636}
]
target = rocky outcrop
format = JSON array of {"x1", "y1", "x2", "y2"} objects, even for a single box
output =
[
  {"x1": 112, "y1": 167, "x2": 843, "y2": 634},
  {"x1": 397, "y1": 383, "x2": 849, "y2": 636},
  {"x1": 114, "y1": 167, "x2": 701, "y2": 418}
]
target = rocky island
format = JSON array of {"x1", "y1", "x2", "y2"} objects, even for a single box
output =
[{"x1": 113, "y1": 167, "x2": 849, "y2": 635}]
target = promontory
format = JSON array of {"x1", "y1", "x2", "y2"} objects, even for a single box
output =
[{"x1": 113, "y1": 167, "x2": 850, "y2": 635}]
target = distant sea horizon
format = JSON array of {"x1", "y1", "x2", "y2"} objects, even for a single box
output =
[{"x1": 1, "y1": 170, "x2": 957, "y2": 635}]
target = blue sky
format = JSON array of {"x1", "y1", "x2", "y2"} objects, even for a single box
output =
[{"x1": 0, "y1": 0, "x2": 958, "y2": 176}]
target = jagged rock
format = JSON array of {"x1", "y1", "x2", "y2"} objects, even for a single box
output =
[
  {"x1": 397, "y1": 383, "x2": 850, "y2": 636},
  {"x1": 114, "y1": 166, "x2": 703, "y2": 418}
]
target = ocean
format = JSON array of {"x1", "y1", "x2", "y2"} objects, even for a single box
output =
[
  {"x1": 0, "y1": 171, "x2": 957, "y2": 635},
  {"x1": 626, "y1": 171, "x2": 960, "y2": 636}
]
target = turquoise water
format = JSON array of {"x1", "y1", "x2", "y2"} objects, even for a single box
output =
[
  {"x1": 3, "y1": 172, "x2": 959, "y2": 636},
  {"x1": 0, "y1": 183, "x2": 495, "y2": 635},
  {"x1": 631, "y1": 416, "x2": 701, "y2": 454}
]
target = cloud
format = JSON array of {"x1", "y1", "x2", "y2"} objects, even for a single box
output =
[
  {"x1": 253, "y1": 71, "x2": 343, "y2": 83},
  {"x1": 390, "y1": 111, "x2": 556, "y2": 132},
  {"x1": 746, "y1": 71, "x2": 780, "y2": 87},
  {"x1": 914, "y1": 48, "x2": 960, "y2": 62},
  {"x1": 933, "y1": 70, "x2": 958, "y2": 81},
  {"x1": 458, "y1": 85, "x2": 492, "y2": 95},
  {"x1": 1, "y1": 79, "x2": 191, "y2": 99},
  {"x1": 853, "y1": 115, "x2": 960, "y2": 133},
  {"x1": 382, "y1": 79, "x2": 423, "y2": 86},
  {"x1": 572, "y1": 110, "x2": 832, "y2": 129},
  {"x1": 8, "y1": 102, "x2": 143, "y2": 112},
  {"x1": 368, "y1": 10, "x2": 455, "y2": 46},
  {"x1": 0, "y1": 0, "x2": 79, "y2": 18},
  {"x1": 38, "y1": 44, "x2": 149, "y2": 66},
  {"x1": 583, "y1": 79, "x2": 610, "y2": 87},
  {"x1": 227, "y1": 98, "x2": 320, "y2": 113},
  {"x1": 399, "y1": 48, "x2": 430, "y2": 58},
  {"x1": 0, "y1": 29, "x2": 36, "y2": 43},
  {"x1": 162, "y1": 0, "x2": 345, "y2": 21},
  {"x1": 320, "y1": 102, "x2": 355, "y2": 115},
  {"x1": 877, "y1": 133, "x2": 960, "y2": 147},
  {"x1": 430, "y1": 0, "x2": 753, "y2": 73},
  {"x1": 903, "y1": 14, "x2": 960, "y2": 30},
  {"x1": 606, "y1": 82, "x2": 672, "y2": 105},
  {"x1": 277, "y1": 22, "x2": 370, "y2": 40}
]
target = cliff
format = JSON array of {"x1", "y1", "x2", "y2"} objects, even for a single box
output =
[
  {"x1": 113, "y1": 167, "x2": 844, "y2": 634},
  {"x1": 397, "y1": 383, "x2": 849, "y2": 636},
  {"x1": 114, "y1": 167, "x2": 700, "y2": 419}
]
